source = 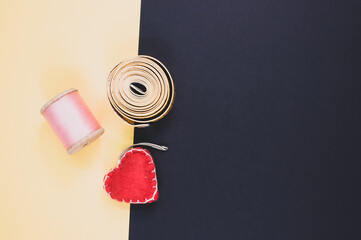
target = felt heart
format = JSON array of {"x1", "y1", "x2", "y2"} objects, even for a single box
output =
[{"x1": 103, "y1": 148, "x2": 159, "y2": 204}]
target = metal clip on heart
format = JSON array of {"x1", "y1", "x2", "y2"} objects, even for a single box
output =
[
  {"x1": 106, "y1": 55, "x2": 175, "y2": 128},
  {"x1": 118, "y1": 142, "x2": 168, "y2": 160}
]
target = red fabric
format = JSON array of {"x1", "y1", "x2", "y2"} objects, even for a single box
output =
[{"x1": 103, "y1": 148, "x2": 159, "y2": 204}]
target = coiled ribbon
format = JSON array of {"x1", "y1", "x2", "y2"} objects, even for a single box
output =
[{"x1": 107, "y1": 55, "x2": 175, "y2": 127}]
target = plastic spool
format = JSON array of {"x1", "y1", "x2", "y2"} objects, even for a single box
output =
[
  {"x1": 107, "y1": 55, "x2": 175, "y2": 128},
  {"x1": 40, "y1": 89, "x2": 104, "y2": 154}
]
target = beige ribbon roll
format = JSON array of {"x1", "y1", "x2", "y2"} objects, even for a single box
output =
[{"x1": 107, "y1": 55, "x2": 175, "y2": 127}]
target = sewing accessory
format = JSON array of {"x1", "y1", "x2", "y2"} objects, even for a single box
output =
[
  {"x1": 40, "y1": 88, "x2": 104, "y2": 154},
  {"x1": 103, "y1": 143, "x2": 168, "y2": 204},
  {"x1": 106, "y1": 55, "x2": 175, "y2": 128}
]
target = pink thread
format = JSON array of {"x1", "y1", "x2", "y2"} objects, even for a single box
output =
[{"x1": 41, "y1": 89, "x2": 103, "y2": 152}]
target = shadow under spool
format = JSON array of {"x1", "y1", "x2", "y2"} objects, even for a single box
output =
[{"x1": 40, "y1": 89, "x2": 104, "y2": 154}]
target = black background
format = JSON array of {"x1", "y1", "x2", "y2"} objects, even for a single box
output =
[{"x1": 131, "y1": 0, "x2": 361, "y2": 239}]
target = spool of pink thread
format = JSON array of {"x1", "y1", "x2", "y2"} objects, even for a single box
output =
[{"x1": 40, "y1": 89, "x2": 104, "y2": 154}]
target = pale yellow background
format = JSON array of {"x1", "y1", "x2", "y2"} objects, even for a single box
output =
[{"x1": 0, "y1": 0, "x2": 141, "y2": 239}]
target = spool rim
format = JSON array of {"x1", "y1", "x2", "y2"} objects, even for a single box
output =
[
  {"x1": 40, "y1": 88, "x2": 78, "y2": 114},
  {"x1": 67, "y1": 128, "x2": 105, "y2": 155}
]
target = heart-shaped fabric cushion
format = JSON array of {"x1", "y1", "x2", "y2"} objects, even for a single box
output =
[{"x1": 103, "y1": 148, "x2": 159, "y2": 204}]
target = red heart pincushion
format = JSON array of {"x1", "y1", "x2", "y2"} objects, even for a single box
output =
[{"x1": 103, "y1": 148, "x2": 159, "y2": 204}]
